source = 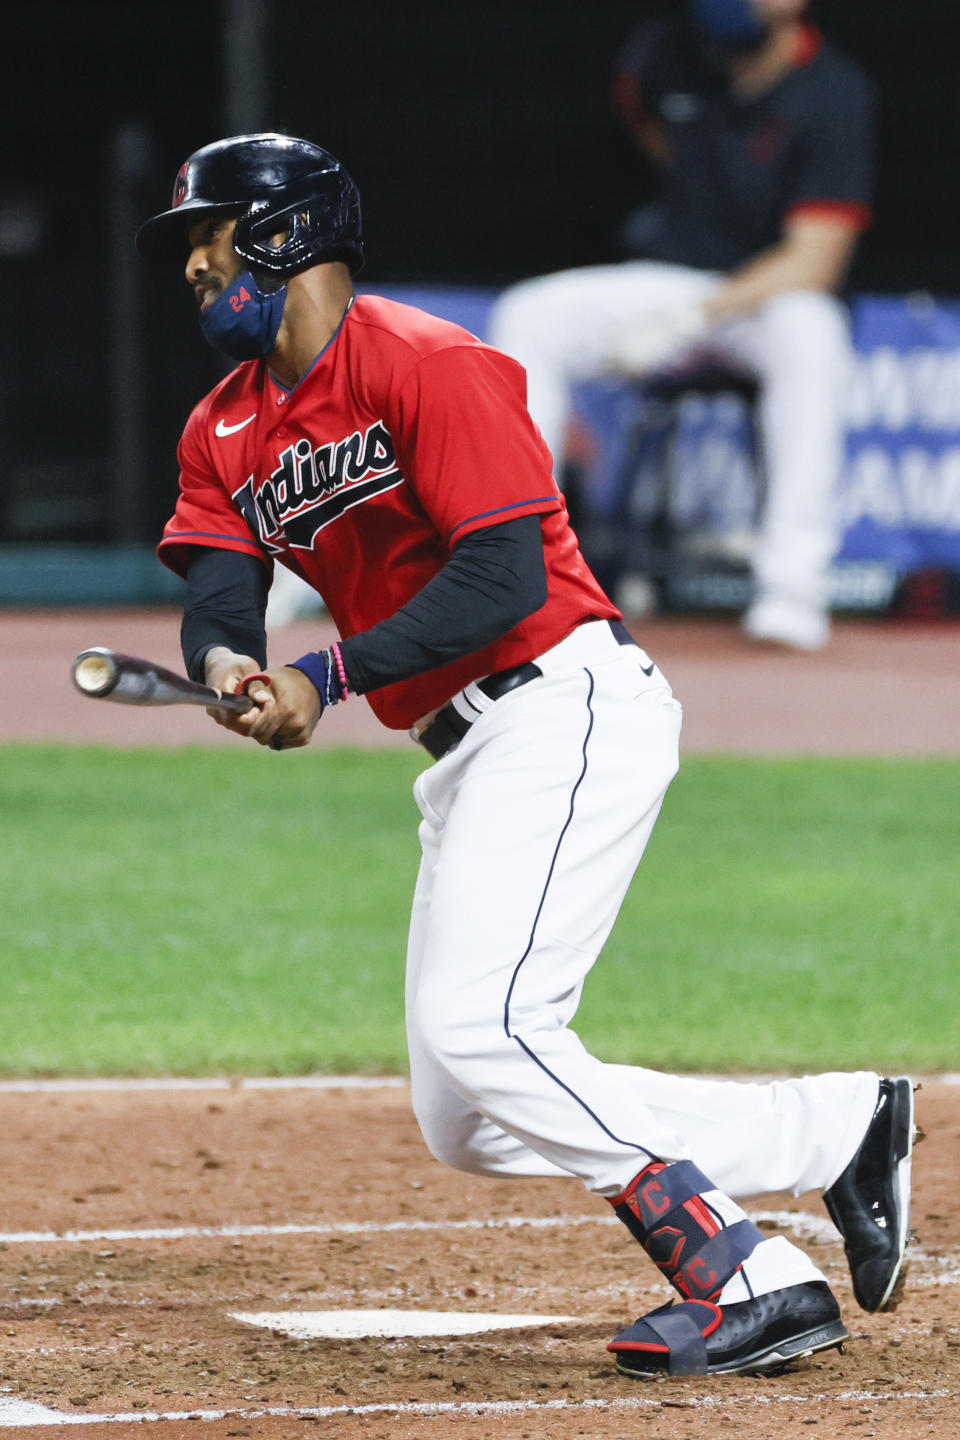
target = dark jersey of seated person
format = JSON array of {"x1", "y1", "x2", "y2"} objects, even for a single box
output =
[{"x1": 612, "y1": 16, "x2": 877, "y2": 273}]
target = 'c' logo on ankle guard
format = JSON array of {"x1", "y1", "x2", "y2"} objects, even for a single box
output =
[
  {"x1": 639, "y1": 1178, "x2": 672, "y2": 1216},
  {"x1": 681, "y1": 1256, "x2": 721, "y2": 1298}
]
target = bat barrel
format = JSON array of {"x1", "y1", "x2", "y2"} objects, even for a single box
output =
[{"x1": 71, "y1": 646, "x2": 255, "y2": 713}]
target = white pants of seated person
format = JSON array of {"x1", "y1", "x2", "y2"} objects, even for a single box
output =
[
  {"x1": 265, "y1": 564, "x2": 326, "y2": 630},
  {"x1": 405, "y1": 620, "x2": 878, "y2": 1299},
  {"x1": 487, "y1": 263, "x2": 852, "y2": 619}
]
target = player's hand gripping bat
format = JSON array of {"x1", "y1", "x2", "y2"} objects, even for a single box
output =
[{"x1": 71, "y1": 647, "x2": 256, "y2": 715}]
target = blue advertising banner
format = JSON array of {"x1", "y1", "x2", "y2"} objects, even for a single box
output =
[
  {"x1": 366, "y1": 285, "x2": 960, "y2": 606},
  {"x1": 842, "y1": 295, "x2": 960, "y2": 569}
]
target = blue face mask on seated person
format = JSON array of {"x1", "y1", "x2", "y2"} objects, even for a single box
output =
[
  {"x1": 692, "y1": 0, "x2": 767, "y2": 46},
  {"x1": 199, "y1": 271, "x2": 288, "y2": 361}
]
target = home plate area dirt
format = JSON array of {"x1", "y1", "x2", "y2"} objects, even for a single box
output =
[{"x1": 0, "y1": 1081, "x2": 956, "y2": 1439}]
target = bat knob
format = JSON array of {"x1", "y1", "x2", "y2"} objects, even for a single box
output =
[{"x1": 72, "y1": 648, "x2": 119, "y2": 697}]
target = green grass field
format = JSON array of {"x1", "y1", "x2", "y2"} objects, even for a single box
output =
[{"x1": 1, "y1": 743, "x2": 956, "y2": 1076}]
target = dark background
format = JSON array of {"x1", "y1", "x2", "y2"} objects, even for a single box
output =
[{"x1": 2, "y1": 0, "x2": 958, "y2": 549}]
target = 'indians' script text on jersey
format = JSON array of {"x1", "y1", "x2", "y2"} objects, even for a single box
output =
[{"x1": 158, "y1": 295, "x2": 618, "y2": 728}]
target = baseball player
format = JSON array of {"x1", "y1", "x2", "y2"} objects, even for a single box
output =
[
  {"x1": 137, "y1": 132, "x2": 915, "y2": 1378},
  {"x1": 488, "y1": 0, "x2": 876, "y2": 651}
]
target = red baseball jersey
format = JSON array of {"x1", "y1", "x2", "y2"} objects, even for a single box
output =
[{"x1": 159, "y1": 294, "x2": 619, "y2": 729}]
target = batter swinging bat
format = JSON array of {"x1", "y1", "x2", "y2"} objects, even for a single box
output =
[{"x1": 71, "y1": 647, "x2": 255, "y2": 715}]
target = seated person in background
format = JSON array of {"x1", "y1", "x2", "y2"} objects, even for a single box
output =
[{"x1": 489, "y1": 0, "x2": 876, "y2": 651}]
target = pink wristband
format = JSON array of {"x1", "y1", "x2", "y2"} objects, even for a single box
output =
[{"x1": 330, "y1": 640, "x2": 349, "y2": 698}]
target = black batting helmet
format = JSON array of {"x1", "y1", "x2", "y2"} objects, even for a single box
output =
[{"x1": 135, "y1": 132, "x2": 363, "y2": 276}]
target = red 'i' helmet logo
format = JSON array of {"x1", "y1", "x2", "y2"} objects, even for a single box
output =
[{"x1": 172, "y1": 165, "x2": 189, "y2": 208}]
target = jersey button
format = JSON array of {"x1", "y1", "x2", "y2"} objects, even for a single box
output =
[{"x1": 276, "y1": 426, "x2": 287, "y2": 438}]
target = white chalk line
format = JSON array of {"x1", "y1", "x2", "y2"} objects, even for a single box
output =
[
  {"x1": 0, "y1": 1388, "x2": 957, "y2": 1428},
  {"x1": 0, "y1": 1075, "x2": 407, "y2": 1094},
  {"x1": 2, "y1": 1211, "x2": 955, "y2": 1303},
  {"x1": 1, "y1": 1208, "x2": 954, "y2": 1302},
  {"x1": 0, "y1": 1072, "x2": 957, "y2": 1094},
  {"x1": 0, "y1": 1208, "x2": 841, "y2": 1249}
]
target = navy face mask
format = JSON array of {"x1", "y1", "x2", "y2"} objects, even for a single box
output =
[
  {"x1": 199, "y1": 271, "x2": 288, "y2": 361},
  {"x1": 693, "y1": 0, "x2": 768, "y2": 48}
]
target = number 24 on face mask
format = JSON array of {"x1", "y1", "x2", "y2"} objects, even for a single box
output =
[{"x1": 200, "y1": 272, "x2": 289, "y2": 361}]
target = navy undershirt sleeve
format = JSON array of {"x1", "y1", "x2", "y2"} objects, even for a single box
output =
[
  {"x1": 181, "y1": 547, "x2": 269, "y2": 683},
  {"x1": 341, "y1": 513, "x2": 548, "y2": 695},
  {"x1": 180, "y1": 514, "x2": 548, "y2": 694}
]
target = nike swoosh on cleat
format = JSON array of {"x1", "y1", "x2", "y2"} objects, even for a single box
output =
[{"x1": 215, "y1": 413, "x2": 257, "y2": 437}]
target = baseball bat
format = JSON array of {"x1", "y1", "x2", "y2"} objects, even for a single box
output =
[{"x1": 71, "y1": 647, "x2": 256, "y2": 715}]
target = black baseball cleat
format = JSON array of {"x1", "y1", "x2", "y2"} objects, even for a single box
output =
[
  {"x1": 608, "y1": 1281, "x2": 848, "y2": 1378},
  {"x1": 823, "y1": 1075, "x2": 916, "y2": 1312}
]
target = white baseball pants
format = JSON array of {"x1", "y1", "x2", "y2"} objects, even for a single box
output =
[
  {"x1": 405, "y1": 620, "x2": 878, "y2": 1204},
  {"x1": 487, "y1": 264, "x2": 853, "y2": 618}
]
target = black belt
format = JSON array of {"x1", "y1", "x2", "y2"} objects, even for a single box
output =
[{"x1": 415, "y1": 619, "x2": 639, "y2": 761}]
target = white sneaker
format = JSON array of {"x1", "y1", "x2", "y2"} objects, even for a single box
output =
[{"x1": 742, "y1": 597, "x2": 829, "y2": 651}]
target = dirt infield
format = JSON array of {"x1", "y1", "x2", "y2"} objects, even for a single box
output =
[
  {"x1": 0, "y1": 1078, "x2": 956, "y2": 1437},
  {"x1": 6, "y1": 606, "x2": 960, "y2": 753}
]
